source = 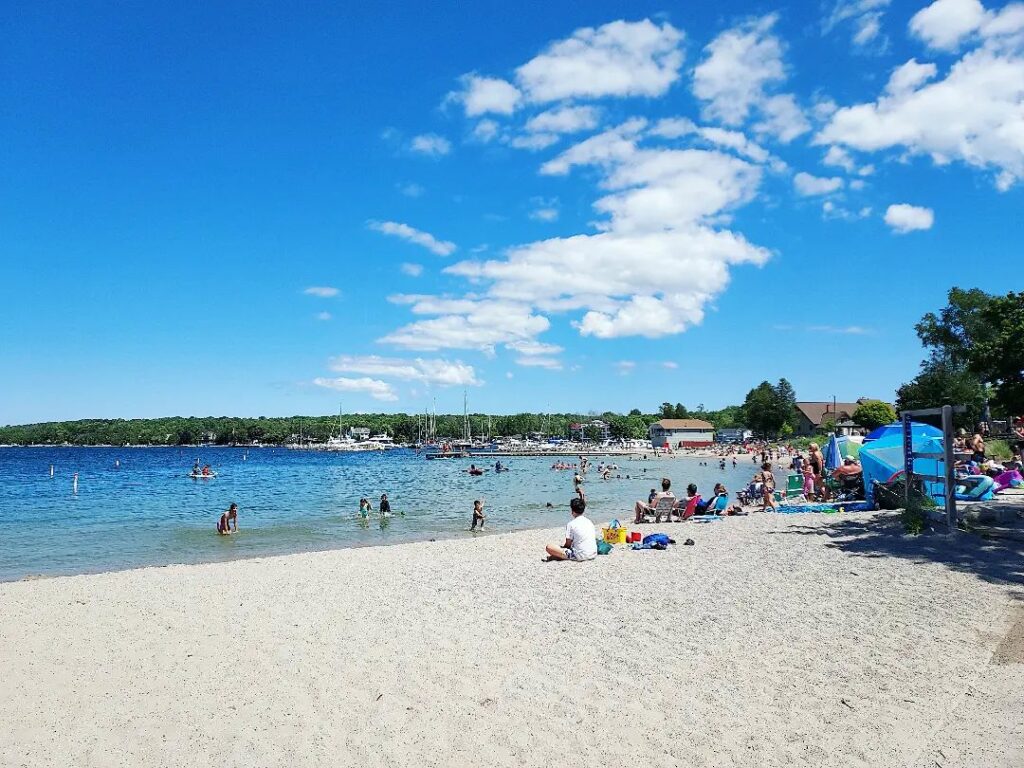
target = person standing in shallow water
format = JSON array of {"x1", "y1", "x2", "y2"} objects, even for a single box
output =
[
  {"x1": 471, "y1": 499, "x2": 485, "y2": 530},
  {"x1": 217, "y1": 503, "x2": 238, "y2": 535}
]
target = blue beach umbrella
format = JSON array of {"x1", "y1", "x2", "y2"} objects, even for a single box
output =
[{"x1": 824, "y1": 433, "x2": 844, "y2": 472}]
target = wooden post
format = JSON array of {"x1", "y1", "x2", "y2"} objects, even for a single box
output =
[{"x1": 942, "y1": 405, "x2": 956, "y2": 532}]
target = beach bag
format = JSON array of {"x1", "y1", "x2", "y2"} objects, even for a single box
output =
[{"x1": 602, "y1": 519, "x2": 628, "y2": 544}]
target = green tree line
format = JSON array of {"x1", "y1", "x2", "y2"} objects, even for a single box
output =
[{"x1": 0, "y1": 406, "x2": 761, "y2": 447}]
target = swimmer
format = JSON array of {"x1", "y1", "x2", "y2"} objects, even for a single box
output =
[
  {"x1": 217, "y1": 503, "x2": 238, "y2": 535},
  {"x1": 359, "y1": 498, "x2": 372, "y2": 518},
  {"x1": 379, "y1": 493, "x2": 392, "y2": 517}
]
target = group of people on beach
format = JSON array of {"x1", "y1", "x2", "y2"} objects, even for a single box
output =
[{"x1": 632, "y1": 477, "x2": 738, "y2": 523}]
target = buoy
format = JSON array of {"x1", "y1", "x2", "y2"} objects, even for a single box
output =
[
  {"x1": 73, "y1": 472, "x2": 78, "y2": 495},
  {"x1": 50, "y1": 465, "x2": 54, "y2": 477}
]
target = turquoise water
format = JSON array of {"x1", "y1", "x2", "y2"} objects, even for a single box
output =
[{"x1": 0, "y1": 447, "x2": 766, "y2": 580}]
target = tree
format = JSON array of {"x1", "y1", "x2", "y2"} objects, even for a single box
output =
[
  {"x1": 915, "y1": 288, "x2": 994, "y2": 368},
  {"x1": 896, "y1": 360, "x2": 988, "y2": 428},
  {"x1": 969, "y1": 291, "x2": 1024, "y2": 415},
  {"x1": 742, "y1": 379, "x2": 798, "y2": 437},
  {"x1": 743, "y1": 382, "x2": 781, "y2": 437},
  {"x1": 900, "y1": 288, "x2": 1023, "y2": 420},
  {"x1": 673, "y1": 402, "x2": 689, "y2": 418},
  {"x1": 852, "y1": 400, "x2": 897, "y2": 430}
]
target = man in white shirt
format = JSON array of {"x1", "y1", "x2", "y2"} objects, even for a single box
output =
[{"x1": 544, "y1": 497, "x2": 597, "y2": 562}]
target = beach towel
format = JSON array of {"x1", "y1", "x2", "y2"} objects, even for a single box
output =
[{"x1": 774, "y1": 502, "x2": 872, "y2": 514}]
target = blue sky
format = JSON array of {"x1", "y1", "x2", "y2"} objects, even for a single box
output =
[{"x1": 2, "y1": 0, "x2": 1023, "y2": 423}]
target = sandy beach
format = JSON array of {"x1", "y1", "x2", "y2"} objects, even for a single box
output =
[{"x1": 1, "y1": 510, "x2": 1021, "y2": 768}]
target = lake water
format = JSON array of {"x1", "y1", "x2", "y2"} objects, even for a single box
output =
[{"x1": 0, "y1": 447, "x2": 769, "y2": 581}]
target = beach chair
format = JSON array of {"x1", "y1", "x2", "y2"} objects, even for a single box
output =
[
  {"x1": 711, "y1": 494, "x2": 729, "y2": 513},
  {"x1": 638, "y1": 495, "x2": 677, "y2": 522},
  {"x1": 784, "y1": 474, "x2": 805, "y2": 499}
]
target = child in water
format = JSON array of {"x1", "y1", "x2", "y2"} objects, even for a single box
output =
[
  {"x1": 379, "y1": 493, "x2": 392, "y2": 517},
  {"x1": 471, "y1": 499, "x2": 485, "y2": 530},
  {"x1": 217, "y1": 503, "x2": 238, "y2": 535},
  {"x1": 359, "y1": 498, "x2": 372, "y2": 518}
]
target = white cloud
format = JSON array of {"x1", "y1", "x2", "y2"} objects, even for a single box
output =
[
  {"x1": 472, "y1": 119, "x2": 501, "y2": 143},
  {"x1": 823, "y1": 145, "x2": 856, "y2": 171},
  {"x1": 316, "y1": 311, "x2": 332, "y2": 321},
  {"x1": 514, "y1": 356, "x2": 563, "y2": 369},
  {"x1": 529, "y1": 197, "x2": 560, "y2": 222},
  {"x1": 409, "y1": 133, "x2": 452, "y2": 157},
  {"x1": 540, "y1": 118, "x2": 647, "y2": 175},
  {"x1": 506, "y1": 340, "x2": 564, "y2": 356},
  {"x1": 753, "y1": 94, "x2": 811, "y2": 142},
  {"x1": 313, "y1": 377, "x2": 398, "y2": 402},
  {"x1": 824, "y1": 0, "x2": 892, "y2": 48},
  {"x1": 304, "y1": 286, "x2": 339, "y2": 298},
  {"x1": 910, "y1": 0, "x2": 990, "y2": 50},
  {"x1": 510, "y1": 132, "x2": 560, "y2": 151},
  {"x1": 807, "y1": 325, "x2": 871, "y2": 334},
  {"x1": 515, "y1": 19, "x2": 684, "y2": 102},
  {"x1": 440, "y1": 126, "x2": 769, "y2": 340},
  {"x1": 400, "y1": 262, "x2": 424, "y2": 277},
  {"x1": 794, "y1": 172, "x2": 844, "y2": 195},
  {"x1": 368, "y1": 220, "x2": 456, "y2": 257},
  {"x1": 615, "y1": 360, "x2": 636, "y2": 375},
  {"x1": 327, "y1": 355, "x2": 481, "y2": 387},
  {"x1": 380, "y1": 300, "x2": 552, "y2": 352},
  {"x1": 693, "y1": 15, "x2": 785, "y2": 126},
  {"x1": 525, "y1": 105, "x2": 600, "y2": 134},
  {"x1": 662, "y1": 361, "x2": 679, "y2": 369},
  {"x1": 397, "y1": 182, "x2": 424, "y2": 197},
  {"x1": 449, "y1": 74, "x2": 521, "y2": 116},
  {"x1": 885, "y1": 59, "x2": 938, "y2": 95},
  {"x1": 885, "y1": 203, "x2": 935, "y2": 232},
  {"x1": 818, "y1": 42, "x2": 1024, "y2": 187},
  {"x1": 506, "y1": 338, "x2": 564, "y2": 370},
  {"x1": 693, "y1": 15, "x2": 809, "y2": 143},
  {"x1": 822, "y1": 201, "x2": 872, "y2": 219}
]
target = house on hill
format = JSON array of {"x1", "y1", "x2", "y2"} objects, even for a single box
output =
[
  {"x1": 649, "y1": 419, "x2": 715, "y2": 449},
  {"x1": 793, "y1": 400, "x2": 879, "y2": 437}
]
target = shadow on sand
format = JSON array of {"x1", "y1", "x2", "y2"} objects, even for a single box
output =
[{"x1": 770, "y1": 514, "x2": 1024, "y2": 591}]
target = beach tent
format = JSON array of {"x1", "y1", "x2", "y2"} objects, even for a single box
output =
[
  {"x1": 823, "y1": 433, "x2": 844, "y2": 471},
  {"x1": 860, "y1": 432, "x2": 946, "y2": 505},
  {"x1": 863, "y1": 422, "x2": 942, "y2": 444}
]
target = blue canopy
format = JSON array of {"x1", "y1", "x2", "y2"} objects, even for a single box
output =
[
  {"x1": 860, "y1": 431, "x2": 946, "y2": 504},
  {"x1": 863, "y1": 421, "x2": 943, "y2": 444}
]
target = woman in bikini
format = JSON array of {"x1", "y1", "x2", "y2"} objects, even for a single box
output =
[{"x1": 760, "y1": 463, "x2": 776, "y2": 511}]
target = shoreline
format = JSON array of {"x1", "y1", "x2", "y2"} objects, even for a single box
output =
[{"x1": 2, "y1": 511, "x2": 1020, "y2": 767}]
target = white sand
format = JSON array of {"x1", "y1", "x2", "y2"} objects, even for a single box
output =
[{"x1": 1, "y1": 510, "x2": 1021, "y2": 768}]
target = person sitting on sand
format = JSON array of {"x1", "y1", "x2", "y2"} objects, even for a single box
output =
[
  {"x1": 634, "y1": 477, "x2": 676, "y2": 524},
  {"x1": 544, "y1": 497, "x2": 597, "y2": 562},
  {"x1": 379, "y1": 493, "x2": 392, "y2": 517},
  {"x1": 471, "y1": 499, "x2": 485, "y2": 530},
  {"x1": 217, "y1": 503, "x2": 238, "y2": 534}
]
